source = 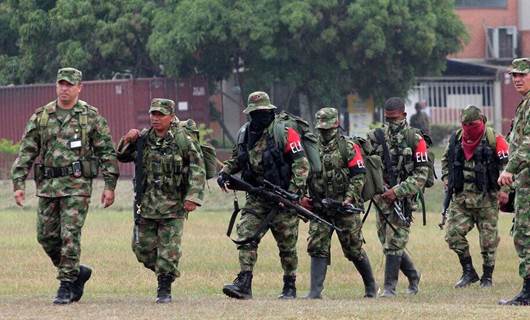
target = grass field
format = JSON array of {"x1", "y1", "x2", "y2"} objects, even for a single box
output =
[{"x1": 0, "y1": 179, "x2": 529, "y2": 320}]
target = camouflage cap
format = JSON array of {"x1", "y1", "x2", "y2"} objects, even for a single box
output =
[
  {"x1": 57, "y1": 67, "x2": 82, "y2": 85},
  {"x1": 509, "y1": 58, "x2": 530, "y2": 74},
  {"x1": 243, "y1": 91, "x2": 276, "y2": 114},
  {"x1": 149, "y1": 98, "x2": 175, "y2": 115},
  {"x1": 315, "y1": 107, "x2": 339, "y2": 129},
  {"x1": 461, "y1": 105, "x2": 487, "y2": 123}
]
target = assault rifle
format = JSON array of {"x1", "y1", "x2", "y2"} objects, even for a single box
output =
[
  {"x1": 225, "y1": 175, "x2": 342, "y2": 233},
  {"x1": 320, "y1": 198, "x2": 364, "y2": 215}
]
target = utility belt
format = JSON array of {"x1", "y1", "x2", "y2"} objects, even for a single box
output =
[{"x1": 34, "y1": 159, "x2": 98, "y2": 180}]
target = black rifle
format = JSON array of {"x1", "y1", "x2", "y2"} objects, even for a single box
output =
[
  {"x1": 320, "y1": 198, "x2": 364, "y2": 215},
  {"x1": 439, "y1": 187, "x2": 452, "y2": 230},
  {"x1": 225, "y1": 175, "x2": 342, "y2": 236}
]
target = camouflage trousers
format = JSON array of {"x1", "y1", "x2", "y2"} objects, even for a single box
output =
[
  {"x1": 374, "y1": 197, "x2": 410, "y2": 256},
  {"x1": 132, "y1": 216, "x2": 184, "y2": 279},
  {"x1": 307, "y1": 211, "x2": 365, "y2": 262},
  {"x1": 37, "y1": 196, "x2": 90, "y2": 282},
  {"x1": 236, "y1": 196, "x2": 299, "y2": 276},
  {"x1": 445, "y1": 201, "x2": 499, "y2": 267},
  {"x1": 513, "y1": 185, "x2": 530, "y2": 279}
]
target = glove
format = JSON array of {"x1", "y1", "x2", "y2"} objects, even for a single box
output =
[{"x1": 217, "y1": 171, "x2": 230, "y2": 191}]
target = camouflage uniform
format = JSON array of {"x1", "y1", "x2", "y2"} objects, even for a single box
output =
[
  {"x1": 221, "y1": 91, "x2": 309, "y2": 299},
  {"x1": 499, "y1": 58, "x2": 530, "y2": 305},
  {"x1": 305, "y1": 107, "x2": 377, "y2": 299},
  {"x1": 11, "y1": 68, "x2": 119, "y2": 303},
  {"x1": 117, "y1": 99, "x2": 205, "y2": 284},
  {"x1": 441, "y1": 105, "x2": 509, "y2": 288},
  {"x1": 409, "y1": 103, "x2": 430, "y2": 135},
  {"x1": 366, "y1": 97, "x2": 429, "y2": 297}
]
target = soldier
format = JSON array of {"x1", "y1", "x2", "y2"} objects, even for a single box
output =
[
  {"x1": 301, "y1": 107, "x2": 377, "y2": 299},
  {"x1": 498, "y1": 58, "x2": 530, "y2": 306},
  {"x1": 409, "y1": 102, "x2": 430, "y2": 135},
  {"x1": 217, "y1": 91, "x2": 309, "y2": 299},
  {"x1": 11, "y1": 67, "x2": 119, "y2": 304},
  {"x1": 441, "y1": 105, "x2": 509, "y2": 288},
  {"x1": 366, "y1": 97, "x2": 427, "y2": 297},
  {"x1": 116, "y1": 98, "x2": 206, "y2": 303}
]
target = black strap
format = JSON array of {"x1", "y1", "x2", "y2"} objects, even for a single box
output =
[
  {"x1": 227, "y1": 205, "x2": 278, "y2": 246},
  {"x1": 372, "y1": 200, "x2": 398, "y2": 234}
]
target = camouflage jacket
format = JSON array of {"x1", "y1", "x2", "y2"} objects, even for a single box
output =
[
  {"x1": 367, "y1": 122, "x2": 429, "y2": 201},
  {"x1": 222, "y1": 119, "x2": 309, "y2": 194},
  {"x1": 506, "y1": 90, "x2": 530, "y2": 188},
  {"x1": 441, "y1": 128, "x2": 509, "y2": 208},
  {"x1": 309, "y1": 134, "x2": 365, "y2": 206},
  {"x1": 117, "y1": 122, "x2": 205, "y2": 219},
  {"x1": 409, "y1": 111, "x2": 430, "y2": 135},
  {"x1": 11, "y1": 100, "x2": 119, "y2": 197}
]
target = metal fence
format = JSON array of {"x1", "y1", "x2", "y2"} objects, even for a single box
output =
[{"x1": 413, "y1": 78, "x2": 495, "y2": 125}]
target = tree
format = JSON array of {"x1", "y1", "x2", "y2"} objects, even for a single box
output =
[
  {"x1": 0, "y1": 0, "x2": 159, "y2": 85},
  {"x1": 148, "y1": 0, "x2": 467, "y2": 118}
]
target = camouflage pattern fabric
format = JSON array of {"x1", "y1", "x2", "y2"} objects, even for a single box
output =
[
  {"x1": 242, "y1": 91, "x2": 277, "y2": 114},
  {"x1": 117, "y1": 120, "x2": 205, "y2": 277},
  {"x1": 11, "y1": 95, "x2": 118, "y2": 283},
  {"x1": 149, "y1": 98, "x2": 175, "y2": 115},
  {"x1": 117, "y1": 122, "x2": 206, "y2": 219},
  {"x1": 307, "y1": 107, "x2": 367, "y2": 261},
  {"x1": 133, "y1": 217, "x2": 184, "y2": 279},
  {"x1": 236, "y1": 195, "x2": 300, "y2": 275},
  {"x1": 367, "y1": 121, "x2": 429, "y2": 255},
  {"x1": 222, "y1": 116, "x2": 309, "y2": 275},
  {"x1": 12, "y1": 100, "x2": 119, "y2": 195},
  {"x1": 444, "y1": 201, "x2": 499, "y2": 266},
  {"x1": 409, "y1": 111, "x2": 430, "y2": 135},
  {"x1": 37, "y1": 196, "x2": 90, "y2": 282},
  {"x1": 56, "y1": 67, "x2": 82, "y2": 84},
  {"x1": 506, "y1": 89, "x2": 530, "y2": 279}
]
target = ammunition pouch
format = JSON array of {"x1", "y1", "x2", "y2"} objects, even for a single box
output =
[{"x1": 81, "y1": 158, "x2": 99, "y2": 178}]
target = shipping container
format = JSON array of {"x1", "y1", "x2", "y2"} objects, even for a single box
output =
[{"x1": 0, "y1": 76, "x2": 210, "y2": 177}]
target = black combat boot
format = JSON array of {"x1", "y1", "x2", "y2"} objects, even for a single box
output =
[
  {"x1": 480, "y1": 265, "x2": 494, "y2": 288},
  {"x1": 304, "y1": 257, "x2": 328, "y2": 299},
  {"x1": 223, "y1": 271, "x2": 253, "y2": 300},
  {"x1": 400, "y1": 252, "x2": 421, "y2": 295},
  {"x1": 352, "y1": 253, "x2": 378, "y2": 298},
  {"x1": 455, "y1": 255, "x2": 479, "y2": 288},
  {"x1": 380, "y1": 254, "x2": 402, "y2": 297},
  {"x1": 156, "y1": 274, "x2": 174, "y2": 304},
  {"x1": 53, "y1": 281, "x2": 73, "y2": 305},
  {"x1": 71, "y1": 265, "x2": 92, "y2": 302},
  {"x1": 498, "y1": 277, "x2": 530, "y2": 306},
  {"x1": 278, "y1": 275, "x2": 296, "y2": 299}
]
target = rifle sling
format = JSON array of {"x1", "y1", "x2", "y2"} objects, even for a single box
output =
[
  {"x1": 134, "y1": 135, "x2": 147, "y2": 224},
  {"x1": 371, "y1": 200, "x2": 398, "y2": 234},
  {"x1": 227, "y1": 206, "x2": 277, "y2": 246}
]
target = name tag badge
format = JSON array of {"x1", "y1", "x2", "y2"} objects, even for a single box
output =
[{"x1": 70, "y1": 140, "x2": 82, "y2": 149}]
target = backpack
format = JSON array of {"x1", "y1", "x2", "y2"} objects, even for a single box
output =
[
  {"x1": 272, "y1": 111, "x2": 322, "y2": 174},
  {"x1": 177, "y1": 119, "x2": 218, "y2": 179},
  {"x1": 338, "y1": 136, "x2": 384, "y2": 201},
  {"x1": 374, "y1": 127, "x2": 436, "y2": 188}
]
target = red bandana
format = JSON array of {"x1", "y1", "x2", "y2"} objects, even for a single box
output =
[{"x1": 461, "y1": 120, "x2": 485, "y2": 160}]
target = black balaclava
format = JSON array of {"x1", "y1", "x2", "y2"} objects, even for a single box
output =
[{"x1": 248, "y1": 110, "x2": 275, "y2": 148}]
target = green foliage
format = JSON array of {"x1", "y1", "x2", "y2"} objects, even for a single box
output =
[
  {"x1": 0, "y1": 0, "x2": 159, "y2": 85},
  {"x1": 149, "y1": 0, "x2": 467, "y2": 118},
  {"x1": 0, "y1": 138, "x2": 19, "y2": 154},
  {"x1": 430, "y1": 124, "x2": 459, "y2": 146}
]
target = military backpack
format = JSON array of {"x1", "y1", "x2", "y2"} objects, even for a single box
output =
[
  {"x1": 337, "y1": 136, "x2": 384, "y2": 201},
  {"x1": 177, "y1": 119, "x2": 218, "y2": 179}
]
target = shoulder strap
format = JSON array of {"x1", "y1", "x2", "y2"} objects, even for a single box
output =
[
  {"x1": 375, "y1": 128, "x2": 395, "y2": 186},
  {"x1": 485, "y1": 127, "x2": 497, "y2": 148},
  {"x1": 337, "y1": 136, "x2": 351, "y2": 168}
]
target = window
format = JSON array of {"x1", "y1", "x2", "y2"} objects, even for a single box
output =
[{"x1": 455, "y1": 0, "x2": 506, "y2": 8}]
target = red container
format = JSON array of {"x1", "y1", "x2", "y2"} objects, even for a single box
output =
[{"x1": 0, "y1": 76, "x2": 209, "y2": 177}]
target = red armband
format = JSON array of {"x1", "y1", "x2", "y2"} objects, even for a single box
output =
[
  {"x1": 496, "y1": 135, "x2": 509, "y2": 160},
  {"x1": 348, "y1": 143, "x2": 365, "y2": 169},
  {"x1": 284, "y1": 127, "x2": 303, "y2": 155},
  {"x1": 414, "y1": 138, "x2": 428, "y2": 163}
]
